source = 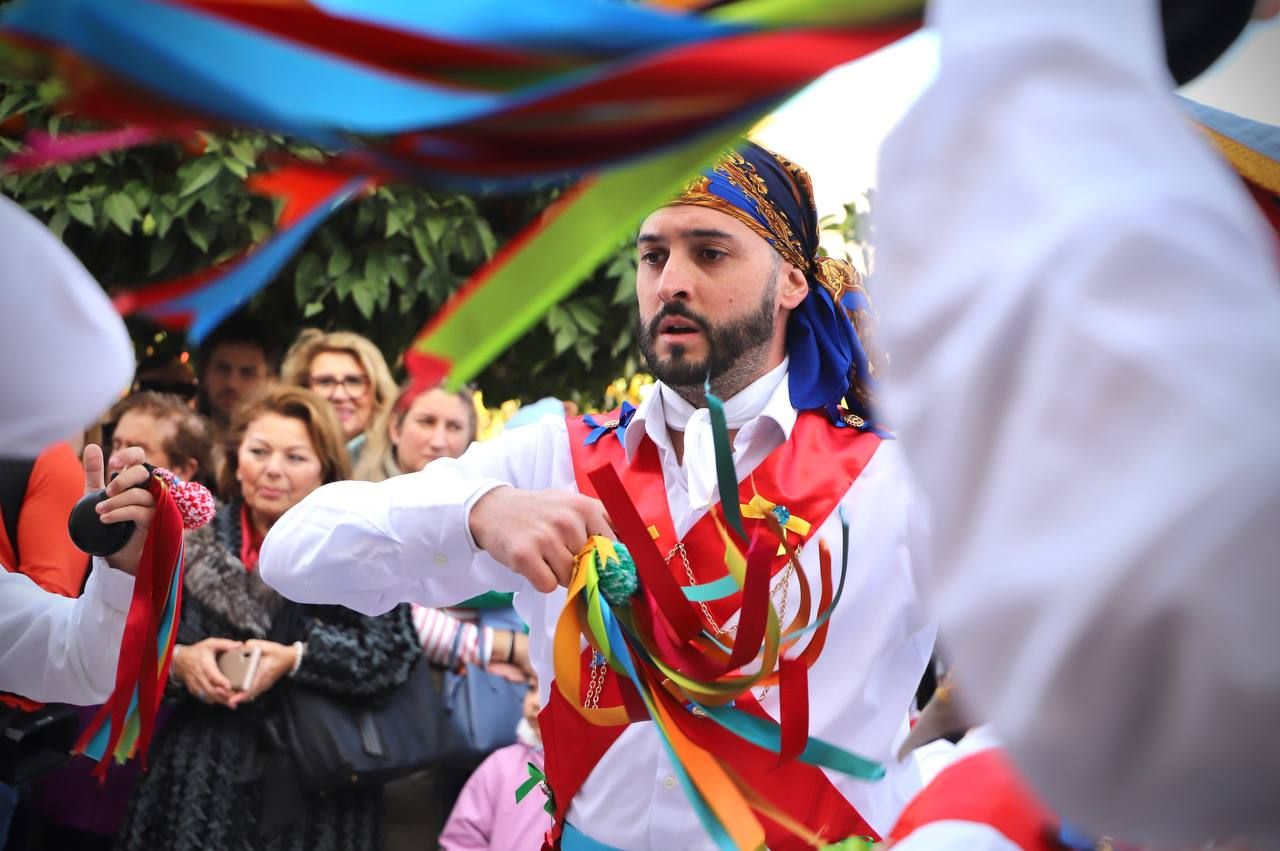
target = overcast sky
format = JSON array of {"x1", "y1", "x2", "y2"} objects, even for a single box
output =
[{"x1": 754, "y1": 20, "x2": 1279, "y2": 216}]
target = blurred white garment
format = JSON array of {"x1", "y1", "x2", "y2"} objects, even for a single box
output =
[
  {"x1": 876, "y1": 0, "x2": 1280, "y2": 846},
  {"x1": 0, "y1": 196, "x2": 135, "y2": 703},
  {"x1": 0, "y1": 195, "x2": 133, "y2": 455}
]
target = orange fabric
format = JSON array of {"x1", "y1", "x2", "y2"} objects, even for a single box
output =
[{"x1": 0, "y1": 443, "x2": 89, "y2": 597}]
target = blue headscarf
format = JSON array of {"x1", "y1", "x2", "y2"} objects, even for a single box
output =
[{"x1": 673, "y1": 140, "x2": 878, "y2": 427}]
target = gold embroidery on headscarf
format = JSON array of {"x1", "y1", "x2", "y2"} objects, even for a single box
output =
[
  {"x1": 675, "y1": 152, "x2": 809, "y2": 271},
  {"x1": 671, "y1": 144, "x2": 888, "y2": 420},
  {"x1": 814, "y1": 255, "x2": 858, "y2": 301}
]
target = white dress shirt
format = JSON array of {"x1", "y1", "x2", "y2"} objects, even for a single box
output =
[
  {"x1": 0, "y1": 562, "x2": 135, "y2": 704},
  {"x1": 262, "y1": 366, "x2": 936, "y2": 846},
  {"x1": 876, "y1": 0, "x2": 1280, "y2": 845},
  {"x1": 1, "y1": 195, "x2": 136, "y2": 705}
]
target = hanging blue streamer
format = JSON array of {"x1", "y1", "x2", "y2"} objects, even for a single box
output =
[
  {"x1": 151, "y1": 177, "x2": 366, "y2": 344},
  {"x1": 311, "y1": 0, "x2": 748, "y2": 56}
]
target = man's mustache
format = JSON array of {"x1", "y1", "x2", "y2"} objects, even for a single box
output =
[{"x1": 645, "y1": 303, "x2": 710, "y2": 338}]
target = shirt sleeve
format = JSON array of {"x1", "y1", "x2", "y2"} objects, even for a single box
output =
[
  {"x1": 0, "y1": 560, "x2": 134, "y2": 704},
  {"x1": 875, "y1": 0, "x2": 1280, "y2": 844},
  {"x1": 260, "y1": 419, "x2": 572, "y2": 615},
  {"x1": 12, "y1": 443, "x2": 91, "y2": 597},
  {"x1": 0, "y1": 197, "x2": 133, "y2": 457}
]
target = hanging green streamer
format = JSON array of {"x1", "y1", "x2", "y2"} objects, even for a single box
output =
[
  {"x1": 711, "y1": 0, "x2": 921, "y2": 26},
  {"x1": 705, "y1": 384, "x2": 747, "y2": 541}
]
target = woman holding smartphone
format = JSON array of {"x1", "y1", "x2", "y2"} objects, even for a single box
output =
[{"x1": 116, "y1": 386, "x2": 419, "y2": 851}]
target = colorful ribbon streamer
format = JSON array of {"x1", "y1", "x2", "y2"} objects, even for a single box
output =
[
  {"x1": 552, "y1": 396, "x2": 882, "y2": 849},
  {"x1": 74, "y1": 472, "x2": 186, "y2": 774},
  {"x1": 111, "y1": 166, "x2": 369, "y2": 342},
  {"x1": 1, "y1": 0, "x2": 920, "y2": 383}
]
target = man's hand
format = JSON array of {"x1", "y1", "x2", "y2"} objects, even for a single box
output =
[
  {"x1": 469, "y1": 487, "x2": 612, "y2": 592},
  {"x1": 83, "y1": 444, "x2": 155, "y2": 576}
]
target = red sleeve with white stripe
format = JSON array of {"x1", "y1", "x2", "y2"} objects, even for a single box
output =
[{"x1": 412, "y1": 604, "x2": 493, "y2": 668}]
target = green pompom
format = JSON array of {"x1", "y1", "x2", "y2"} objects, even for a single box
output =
[{"x1": 598, "y1": 542, "x2": 638, "y2": 606}]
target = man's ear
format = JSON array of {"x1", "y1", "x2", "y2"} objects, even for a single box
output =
[
  {"x1": 171, "y1": 458, "x2": 200, "y2": 483},
  {"x1": 778, "y1": 264, "x2": 809, "y2": 310}
]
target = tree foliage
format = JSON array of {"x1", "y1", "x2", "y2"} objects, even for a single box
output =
[{"x1": 0, "y1": 69, "x2": 640, "y2": 407}]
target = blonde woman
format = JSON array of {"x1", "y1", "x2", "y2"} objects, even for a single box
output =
[
  {"x1": 280, "y1": 329, "x2": 397, "y2": 467},
  {"x1": 354, "y1": 380, "x2": 477, "y2": 482}
]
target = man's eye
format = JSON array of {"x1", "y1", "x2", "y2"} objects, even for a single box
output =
[
  {"x1": 699, "y1": 248, "x2": 725, "y2": 262},
  {"x1": 640, "y1": 251, "x2": 664, "y2": 266}
]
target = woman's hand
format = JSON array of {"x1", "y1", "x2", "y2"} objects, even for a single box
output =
[
  {"x1": 83, "y1": 444, "x2": 157, "y2": 576},
  {"x1": 229, "y1": 639, "x2": 299, "y2": 707},
  {"x1": 171, "y1": 637, "x2": 242, "y2": 707}
]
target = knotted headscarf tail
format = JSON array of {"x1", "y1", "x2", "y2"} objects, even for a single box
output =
[{"x1": 672, "y1": 140, "x2": 882, "y2": 427}]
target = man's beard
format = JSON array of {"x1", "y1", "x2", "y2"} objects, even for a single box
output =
[{"x1": 636, "y1": 270, "x2": 778, "y2": 404}]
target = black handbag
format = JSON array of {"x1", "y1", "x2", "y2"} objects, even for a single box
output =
[
  {"x1": 277, "y1": 658, "x2": 446, "y2": 793},
  {"x1": 271, "y1": 604, "x2": 446, "y2": 794}
]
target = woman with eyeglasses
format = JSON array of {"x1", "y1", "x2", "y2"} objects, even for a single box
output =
[{"x1": 280, "y1": 329, "x2": 397, "y2": 469}]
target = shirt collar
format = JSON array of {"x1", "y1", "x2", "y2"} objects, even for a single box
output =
[{"x1": 622, "y1": 358, "x2": 797, "y2": 463}]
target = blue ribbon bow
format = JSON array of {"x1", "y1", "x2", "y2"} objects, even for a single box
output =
[{"x1": 582, "y1": 401, "x2": 636, "y2": 446}]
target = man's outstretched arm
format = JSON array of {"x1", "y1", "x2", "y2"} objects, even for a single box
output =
[
  {"x1": 260, "y1": 419, "x2": 611, "y2": 613},
  {"x1": 0, "y1": 563, "x2": 133, "y2": 704}
]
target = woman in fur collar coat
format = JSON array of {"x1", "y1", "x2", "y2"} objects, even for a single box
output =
[{"x1": 115, "y1": 387, "x2": 420, "y2": 851}]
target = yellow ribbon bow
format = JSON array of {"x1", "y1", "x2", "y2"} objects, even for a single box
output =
[{"x1": 740, "y1": 494, "x2": 811, "y2": 555}]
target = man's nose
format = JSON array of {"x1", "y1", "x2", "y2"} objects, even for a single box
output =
[{"x1": 656, "y1": 256, "x2": 694, "y2": 304}]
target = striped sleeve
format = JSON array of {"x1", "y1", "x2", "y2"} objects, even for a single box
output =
[{"x1": 412, "y1": 604, "x2": 493, "y2": 668}]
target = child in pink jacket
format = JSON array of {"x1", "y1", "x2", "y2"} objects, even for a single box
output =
[{"x1": 439, "y1": 679, "x2": 551, "y2": 851}]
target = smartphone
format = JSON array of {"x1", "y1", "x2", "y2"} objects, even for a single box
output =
[{"x1": 216, "y1": 647, "x2": 262, "y2": 692}]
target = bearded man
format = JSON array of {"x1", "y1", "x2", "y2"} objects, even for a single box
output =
[{"x1": 261, "y1": 142, "x2": 935, "y2": 850}]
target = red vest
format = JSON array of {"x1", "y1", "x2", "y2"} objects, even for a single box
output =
[{"x1": 539, "y1": 407, "x2": 883, "y2": 850}]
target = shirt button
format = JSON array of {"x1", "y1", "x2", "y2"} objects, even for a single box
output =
[
  {"x1": 433, "y1": 553, "x2": 448, "y2": 566},
  {"x1": 662, "y1": 775, "x2": 677, "y2": 791}
]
